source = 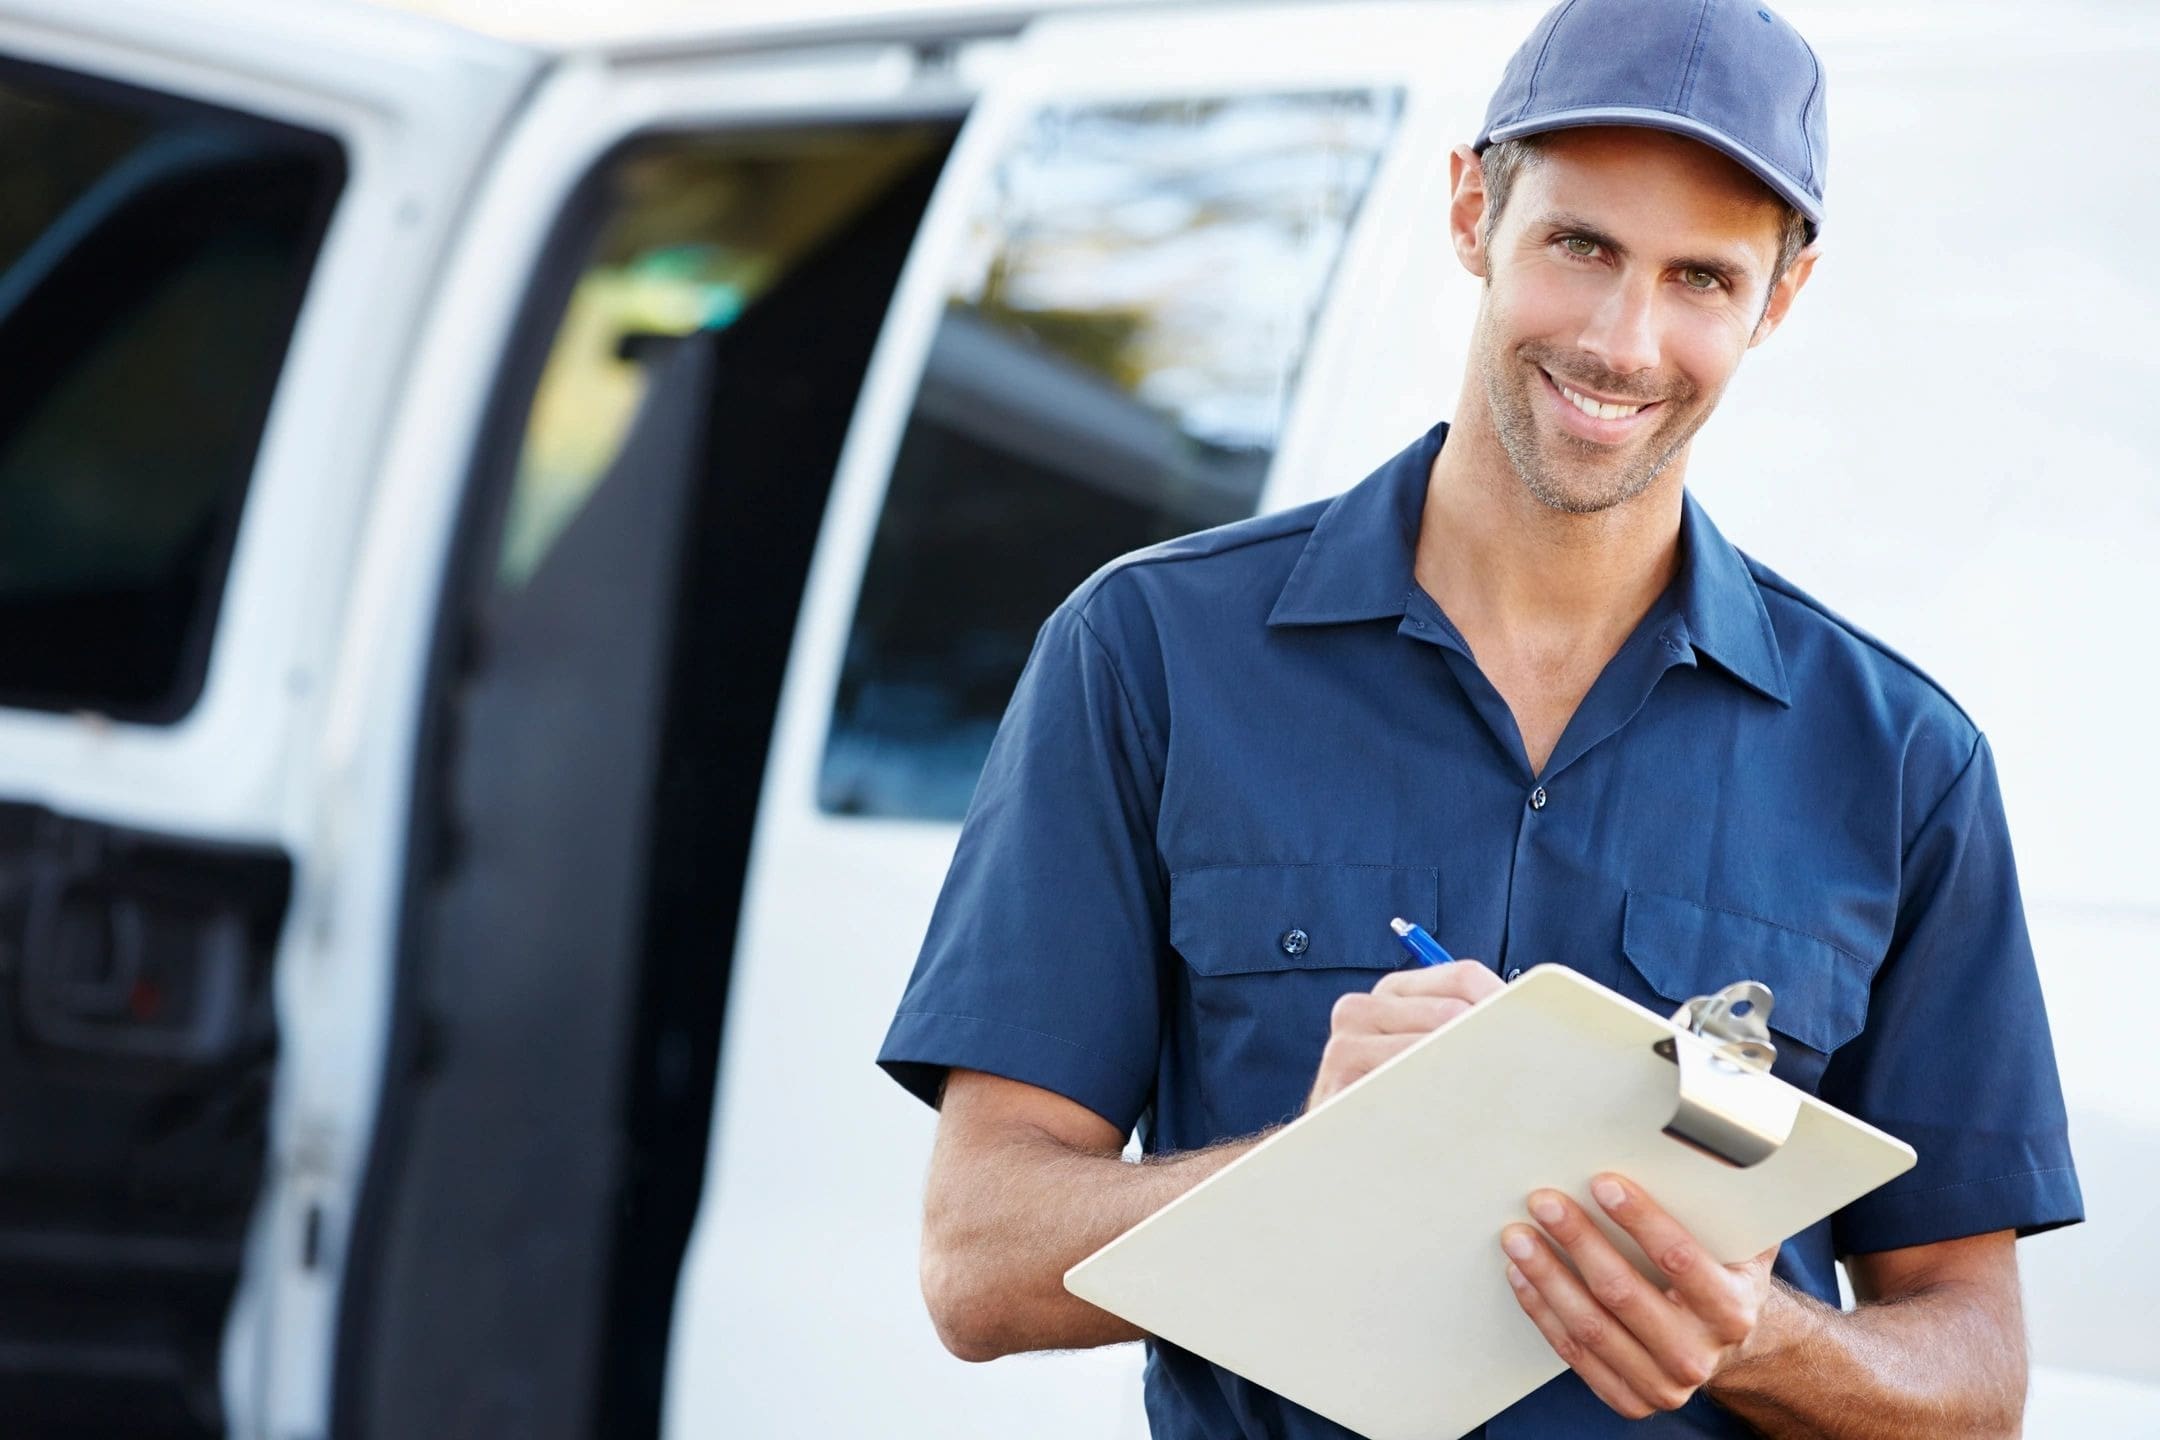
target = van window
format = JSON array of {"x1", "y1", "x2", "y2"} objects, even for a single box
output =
[
  {"x1": 0, "y1": 61, "x2": 344, "y2": 722},
  {"x1": 819, "y1": 90, "x2": 1402, "y2": 820}
]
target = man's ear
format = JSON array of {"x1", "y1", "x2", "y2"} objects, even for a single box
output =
[
  {"x1": 1749, "y1": 240, "x2": 1820, "y2": 348},
  {"x1": 1448, "y1": 143, "x2": 1491, "y2": 280}
]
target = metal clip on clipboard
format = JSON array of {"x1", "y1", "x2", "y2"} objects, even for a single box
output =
[{"x1": 1651, "y1": 981, "x2": 1802, "y2": 1168}]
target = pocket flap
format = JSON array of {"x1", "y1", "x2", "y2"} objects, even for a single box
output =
[
  {"x1": 1169, "y1": 863, "x2": 1439, "y2": 977},
  {"x1": 1621, "y1": 890, "x2": 1868, "y2": 1054}
]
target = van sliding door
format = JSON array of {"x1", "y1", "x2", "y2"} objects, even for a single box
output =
[
  {"x1": 660, "y1": 7, "x2": 1461, "y2": 1437},
  {"x1": 332, "y1": 47, "x2": 972, "y2": 1440}
]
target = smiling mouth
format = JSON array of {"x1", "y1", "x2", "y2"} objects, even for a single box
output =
[{"x1": 1542, "y1": 368, "x2": 1660, "y2": 422}]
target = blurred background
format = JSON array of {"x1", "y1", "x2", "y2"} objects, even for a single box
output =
[{"x1": 0, "y1": 0, "x2": 2151, "y2": 1436}]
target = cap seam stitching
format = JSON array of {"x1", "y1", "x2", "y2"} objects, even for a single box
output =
[
  {"x1": 1673, "y1": 0, "x2": 1714, "y2": 111},
  {"x1": 1799, "y1": 43, "x2": 1823, "y2": 188},
  {"x1": 1520, "y1": 0, "x2": 1589, "y2": 118}
]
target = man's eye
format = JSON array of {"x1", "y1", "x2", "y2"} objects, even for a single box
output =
[
  {"x1": 1560, "y1": 236, "x2": 1598, "y2": 258},
  {"x1": 1681, "y1": 267, "x2": 1722, "y2": 291}
]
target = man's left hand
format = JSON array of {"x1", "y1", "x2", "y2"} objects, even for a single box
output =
[{"x1": 1501, "y1": 1175, "x2": 1778, "y2": 1420}]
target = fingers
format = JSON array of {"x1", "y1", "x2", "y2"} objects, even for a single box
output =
[
  {"x1": 1304, "y1": 1032, "x2": 1423, "y2": 1108},
  {"x1": 1308, "y1": 963, "x2": 1496, "y2": 1110},
  {"x1": 1504, "y1": 1178, "x2": 1775, "y2": 1419},
  {"x1": 1328, "y1": 989, "x2": 1470, "y2": 1037},
  {"x1": 1504, "y1": 1261, "x2": 1660, "y2": 1422},
  {"x1": 1516, "y1": 1189, "x2": 1712, "y2": 1392},
  {"x1": 1501, "y1": 1227, "x2": 1686, "y2": 1416},
  {"x1": 1585, "y1": 1176, "x2": 1754, "y2": 1342},
  {"x1": 1318, "y1": 1032, "x2": 1424, "y2": 1073},
  {"x1": 1371, "y1": 958, "x2": 1504, "y2": 1005}
]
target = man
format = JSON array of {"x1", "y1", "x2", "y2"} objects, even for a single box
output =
[{"x1": 876, "y1": 0, "x2": 2083, "y2": 1434}]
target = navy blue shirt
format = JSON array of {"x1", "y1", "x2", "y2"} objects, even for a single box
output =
[{"x1": 878, "y1": 423, "x2": 2082, "y2": 1438}]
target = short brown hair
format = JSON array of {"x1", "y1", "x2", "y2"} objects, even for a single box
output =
[{"x1": 1477, "y1": 135, "x2": 1810, "y2": 293}]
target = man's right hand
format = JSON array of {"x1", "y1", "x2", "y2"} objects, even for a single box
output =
[{"x1": 1305, "y1": 960, "x2": 1505, "y2": 1111}]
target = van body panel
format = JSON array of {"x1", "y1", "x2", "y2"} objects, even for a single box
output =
[{"x1": 277, "y1": 30, "x2": 981, "y2": 1440}]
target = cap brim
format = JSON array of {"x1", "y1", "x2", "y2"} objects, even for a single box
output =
[{"x1": 1479, "y1": 105, "x2": 1821, "y2": 241}]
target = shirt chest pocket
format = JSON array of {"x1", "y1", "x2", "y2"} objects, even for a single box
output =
[
  {"x1": 1168, "y1": 863, "x2": 1439, "y2": 1139},
  {"x1": 1619, "y1": 890, "x2": 1874, "y2": 1094}
]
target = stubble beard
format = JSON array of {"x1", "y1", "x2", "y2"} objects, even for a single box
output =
[{"x1": 1475, "y1": 306, "x2": 1714, "y2": 516}]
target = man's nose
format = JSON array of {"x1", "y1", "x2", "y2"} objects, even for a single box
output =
[{"x1": 1576, "y1": 277, "x2": 1660, "y2": 381}]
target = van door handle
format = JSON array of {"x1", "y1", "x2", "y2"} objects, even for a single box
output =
[{"x1": 4, "y1": 807, "x2": 290, "y2": 1067}]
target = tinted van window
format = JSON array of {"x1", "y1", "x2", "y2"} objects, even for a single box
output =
[
  {"x1": 0, "y1": 61, "x2": 344, "y2": 721},
  {"x1": 820, "y1": 91, "x2": 1401, "y2": 819}
]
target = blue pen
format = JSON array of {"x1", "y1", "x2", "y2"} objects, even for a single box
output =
[{"x1": 1389, "y1": 916, "x2": 1454, "y2": 967}]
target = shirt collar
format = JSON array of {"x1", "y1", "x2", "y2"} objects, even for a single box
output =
[
  {"x1": 1266, "y1": 422, "x2": 1792, "y2": 707},
  {"x1": 1266, "y1": 423, "x2": 1441, "y2": 628},
  {"x1": 1672, "y1": 490, "x2": 1792, "y2": 707}
]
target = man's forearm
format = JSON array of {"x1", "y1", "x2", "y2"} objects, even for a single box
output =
[
  {"x1": 1705, "y1": 1277, "x2": 2026, "y2": 1438},
  {"x1": 922, "y1": 1123, "x2": 1264, "y2": 1361}
]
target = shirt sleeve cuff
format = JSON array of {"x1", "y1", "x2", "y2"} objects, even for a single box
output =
[
  {"x1": 1832, "y1": 1163, "x2": 2085, "y2": 1256},
  {"x1": 876, "y1": 1007, "x2": 1148, "y2": 1133}
]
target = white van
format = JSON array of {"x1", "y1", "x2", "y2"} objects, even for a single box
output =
[{"x1": 0, "y1": 0, "x2": 2149, "y2": 1434}]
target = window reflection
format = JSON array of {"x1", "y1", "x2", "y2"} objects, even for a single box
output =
[
  {"x1": 497, "y1": 127, "x2": 952, "y2": 588},
  {"x1": 821, "y1": 90, "x2": 1402, "y2": 820},
  {"x1": 0, "y1": 62, "x2": 343, "y2": 721}
]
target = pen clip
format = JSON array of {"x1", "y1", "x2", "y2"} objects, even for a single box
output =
[{"x1": 1652, "y1": 981, "x2": 1798, "y2": 1168}]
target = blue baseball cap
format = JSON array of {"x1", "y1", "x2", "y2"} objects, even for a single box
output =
[{"x1": 1474, "y1": 0, "x2": 1828, "y2": 240}]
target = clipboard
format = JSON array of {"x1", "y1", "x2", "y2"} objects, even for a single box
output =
[{"x1": 1063, "y1": 964, "x2": 1916, "y2": 1440}]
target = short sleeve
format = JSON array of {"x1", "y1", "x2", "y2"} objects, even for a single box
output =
[
  {"x1": 875, "y1": 595, "x2": 1166, "y2": 1132},
  {"x1": 1821, "y1": 733, "x2": 2084, "y2": 1256}
]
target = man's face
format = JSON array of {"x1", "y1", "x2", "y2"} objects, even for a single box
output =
[{"x1": 1466, "y1": 127, "x2": 1797, "y2": 514}]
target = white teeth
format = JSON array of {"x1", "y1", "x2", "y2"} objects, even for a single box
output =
[{"x1": 1558, "y1": 380, "x2": 1645, "y2": 421}]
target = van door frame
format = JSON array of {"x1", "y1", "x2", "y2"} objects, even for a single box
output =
[{"x1": 310, "y1": 36, "x2": 989, "y2": 1440}]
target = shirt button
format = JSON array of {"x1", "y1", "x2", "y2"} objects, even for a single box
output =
[
  {"x1": 1529, "y1": 786, "x2": 1548, "y2": 811},
  {"x1": 1280, "y1": 928, "x2": 1309, "y2": 957},
  {"x1": 1505, "y1": 966, "x2": 1522, "y2": 982}
]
